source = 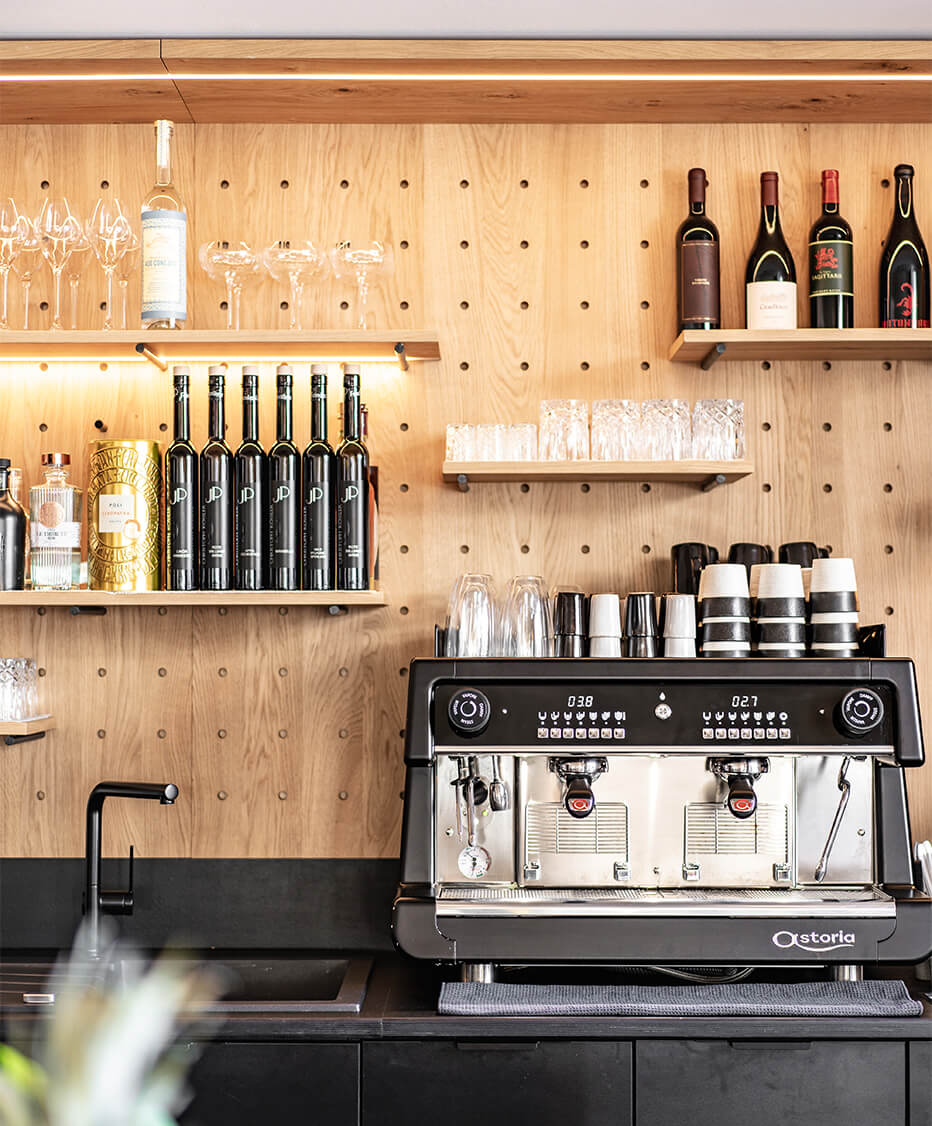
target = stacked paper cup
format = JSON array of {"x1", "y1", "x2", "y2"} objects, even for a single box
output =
[
  {"x1": 589, "y1": 594, "x2": 623, "y2": 658},
  {"x1": 698, "y1": 564, "x2": 751, "y2": 658},
  {"x1": 809, "y1": 558, "x2": 859, "y2": 657},
  {"x1": 754, "y1": 564, "x2": 806, "y2": 657},
  {"x1": 661, "y1": 594, "x2": 697, "y2": 657}
]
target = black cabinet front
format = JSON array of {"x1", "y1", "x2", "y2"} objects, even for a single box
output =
[
  {"x1": 362, "y1": 1040, "x2": 633, "y2": 1126},
  {"x1": 179, "y1": 1042, "x2": 359, "y2": 1126},
  {"x1": 637, "y1": 1040, "x2": 906, "y2": 1126}
]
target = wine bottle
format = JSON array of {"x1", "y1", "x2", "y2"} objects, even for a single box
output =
[
  {"x1": 269, "y1": 364, "x2": 300, "y2": 591},
  {"x1": 809, "y1": 170, "x2": 853, "y2": 328},
  {"x1": 141, "y1": 119, "x2": 186, "y2": 330},
  {"x1": 880, "y1": 164, "x2": 930, "y2": 328},
  {"x1": 360, "y1": 403, "x2": 379, "y2": 587},
  {"x1": 235, "y1": 366, "x2": 268, "y2": 591},
  {"x1": 200, "y1": 366, "x2": 234, "y2": 590},
  {"x1": 336, "y1": 365, "x2": 370, "y2": 591},
  {"x1": 746, "y1": 171, "x2": 797, "y2": 330},
  {"x1": 165, "y1": 364, "x2": 198, "y2": 590},
  {"x1": 676, "y1": 167, "x2": 721, "y2": 332},
  {"x1": 0, "y1": 458, "x2": 26, "y2": 591},
  {"x1": 302, "y1": 363, "x2": 334, "y2": 591}
]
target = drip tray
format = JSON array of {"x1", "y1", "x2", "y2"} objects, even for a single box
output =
[{"x1": 436, "y1": 886, "x2": 895, "y2": 918}]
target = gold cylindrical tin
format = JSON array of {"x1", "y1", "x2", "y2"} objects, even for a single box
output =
[{"x1": 87, "y1": 440, "x2": 162, "y2": 591}]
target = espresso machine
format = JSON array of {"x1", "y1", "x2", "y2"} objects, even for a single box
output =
[{"x1": 393, "y1": 658, "x2": 932, "y2": 980}]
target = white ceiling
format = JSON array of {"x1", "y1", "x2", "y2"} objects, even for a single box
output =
[{"x1": 1, "y1": 0, "x2": 930, "y2": 39}]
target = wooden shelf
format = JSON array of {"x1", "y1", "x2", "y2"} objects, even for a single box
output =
[
  {"x1": 670, "y1": 329, "x2": 932, "y2": 367},
  {"x1": 0, "y1": 590, "x2": 386, "y2": 608},
  {"x1": 443, "y1": 460, "x2": 754, "y2": 489},
  {"x1": 0, "y1": 330, "x2": 441, "y2": 367},
  {"x1": 0, "y1": 715, "x2": 56, "y2": 746},
  {"x1": 0, "y1": 39, "x2": 928, "y2": 124}
]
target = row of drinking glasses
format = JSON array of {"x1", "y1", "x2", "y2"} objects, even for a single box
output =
[
  {"x1": 0, "y1": 197, "x2": 139, "y2": 331},
  {"x1": 445, "y1": 423, "x2": 538, "y2": 462},
  {"x1": 445, "y1": 574, "x2": 552, "y2": 658},
  {"x1": 0, "y1": 658, "x2": 40, "y2": 721},
  {"x1": 200, "y1": 239, "x2": 394, "y2": 330}
]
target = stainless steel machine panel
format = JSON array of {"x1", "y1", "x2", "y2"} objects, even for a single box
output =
[
  {"x1": 796, "y1": 755, "x2": 874, "y2": 885},
  {"x1": 435, "y1": 754, "x2": 516, "y2": 885}
]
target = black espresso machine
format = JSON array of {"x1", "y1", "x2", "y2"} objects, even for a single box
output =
[{"x1": 393, "y1": 658, "x2": 932, "y2": 978}]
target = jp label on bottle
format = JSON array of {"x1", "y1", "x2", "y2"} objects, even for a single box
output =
[
  {"x1": 141, "y1": 208, "x2": 187, "y2": 322},
  {"x1": 746, "y1": 281, "x2": 797, "y2": 329},
  {"x1": 809, "y1": 240, "x2": 853, "y2": 297}
]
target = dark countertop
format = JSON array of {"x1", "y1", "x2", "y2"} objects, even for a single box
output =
[{"x1": 8, "y1": 955, "x2": 929, "y2": 1044}]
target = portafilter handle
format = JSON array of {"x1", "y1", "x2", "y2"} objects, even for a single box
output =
[
  {"x1": 725, "y1": 775, "x2": 757, "y2": 819},
  {"x1": 564, "y1": 774, "x2": 596, "y2": 820}
]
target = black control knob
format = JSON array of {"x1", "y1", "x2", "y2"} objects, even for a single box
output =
[
  {"x1": 564, "y1": 775, "x2": 595, "y2": 819},
  {"x1": 836, "y1": 688, "x2": 884, "y2": 738},
  {"x1": 447, "y1": 689, "x2": 492, "y2": 735},
  {"x1": 725, "y1": 775, "x2": 758, "y2": 819}
]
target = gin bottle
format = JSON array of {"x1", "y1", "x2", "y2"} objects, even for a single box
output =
[{"x1": 30, "y1": 453, "x2": 82, "y2": 590}]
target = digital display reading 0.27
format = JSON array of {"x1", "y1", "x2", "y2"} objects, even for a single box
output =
[{"x1": 567, "y1": 695, "x2": 595, "y2": 708}]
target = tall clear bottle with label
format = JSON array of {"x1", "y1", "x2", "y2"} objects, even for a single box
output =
[
  {"x1": 336, "y1": 365, "x2": 370, "y2": 591},
  {"x1": 165, "y1": 365, "x2": 198, "y2": 589},
  {"x1": 269, "y1": 364, "x2": 300, "y2": 591},
  {"x1": 141, "y1": 119, "x2": 186, "y2": 330},
  {"x1": 235, "y1": 366, "x2": 268, "y2": 591},
  {"x1": 745, "y1": 171, "x2": 797, "y2": 330},
  {"x1": 30, "y1": 453, "x2": 82, "y2": 591},
  {"x1": 200, "y1": 367, "x2": 234, "y2": 590}
]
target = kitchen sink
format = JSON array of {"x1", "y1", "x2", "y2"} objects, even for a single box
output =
[{"x1": 0, "y1": 955, "x2": 373, "y2": 1015}]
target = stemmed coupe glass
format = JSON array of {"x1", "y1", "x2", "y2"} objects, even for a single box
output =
[
  {"x1": 12, "y1": 221, "x2": 44, "y2": 331},
  {"x1": 262, "y1": 241, "x2": 328, "y2": 332},
  {"x1": 65, "y1": 224, "x2": 93, "y2": 331},
  {"x1": 36, "y1": 197, "x2": 83, "y2": 331},
  {"x1": 116, "y1": 228, "x2": 141, "y2": 330},
  {"x1": 199, "y1": 241, "x2": 260, "y2": 331},
  {"x1": 88, "y1": 198, "x2": 134, "y2": 331},
  {"x1": 0, "y1": 198, "x2": 28, "y2": 331},
  {"x1": 329, "y1": 240, "x2": 394, "y2": 330}
]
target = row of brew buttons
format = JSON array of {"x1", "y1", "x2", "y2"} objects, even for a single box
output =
[
  {"x1": 702, "y1": 727, "x2": 792, "y2": 741},
  {"x1": 537, "y1": 726, "x2": 627, "y2": 740}
]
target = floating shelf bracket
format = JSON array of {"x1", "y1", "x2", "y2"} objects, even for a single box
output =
[
  {"x1": 701, "y1": 473, "x2": 728, "y2": 492},
  {"x1": 135, "y1": 342, "x2": 169, "y2": 372},
  {"x1": 4, "y1": 730, "x2": 47, "y2": 747},
  {"x1": 700, "y1": 342, "x2": 728, "y2": 370},
  {"x1": 327, "y1": 604, "x2": 349, "y2": 616},
  {"x1": 394, "y1": 342, "x2": 409, "y2": 372},
  {"x1": 456, "y1": 473, "x2": 470, "y2": 493},
  {"x1": 70, "y1": 605, "x2": 107, "y2": 616}
]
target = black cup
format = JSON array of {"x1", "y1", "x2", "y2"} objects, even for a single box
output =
[
  {"x1": 756, "y1": 596, "x2": 806, "y2": 620},
  {"x1": 727, "y1": 542, "x2": 773, "y2": 573},
  {"x1": 624, "y1": 592, "x2": 659, "y2": 638},
  {"x1": 701, "y1": 620, "x2": 752, "y2": 643},
  {"x1": 699, "y1": 595, "x2": 752, "y2": 620},
  {"x1": 756, "y1": 621, "x2": 807, "y2": 645},
  {"x1": 779, "y1": 541, "x2": 820, "y2": 567},
  {"x1": 624, "y1": 636, "x2": 660, "y2": 658},
  {"x1": 555, "y1": 634, "x2": 587, "y2": 658},
  {"x1": 554, "y1": 590, "x2": 588, "y2": 637},
  {"x1": 811, "y1": 622, "x2": 860, "y2": 645},
  {"x1": 809, "y1": 590, "x2": 859, "y2": 615},
  {"x1": 672, "y1": 542, "x2": 719, "y2": 595}
]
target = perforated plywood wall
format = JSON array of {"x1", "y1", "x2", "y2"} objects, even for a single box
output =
[{"x1": 0, "y1": 122, "x2": 929, "y2": 857}]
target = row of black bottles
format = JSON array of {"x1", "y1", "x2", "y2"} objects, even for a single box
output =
[
  {"x1": 165, "y1": 363, "x2": 370, "y2": 591},
  {"x1": 676, "y1": 163, "x2": 930, "y2": 331}
]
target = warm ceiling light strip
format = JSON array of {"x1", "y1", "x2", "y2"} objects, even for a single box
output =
[{"x1": 0, "y1": 71, "x2": 928, "y2": 83}]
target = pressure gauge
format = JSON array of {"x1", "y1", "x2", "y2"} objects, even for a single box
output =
[{"x1": 458, "y1": 845, "x2": 491, "y2": 879}]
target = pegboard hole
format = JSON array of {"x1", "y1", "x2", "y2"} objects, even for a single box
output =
[
  {"x1": 40, "y1": 180, "x2": 49, "y2": 190},
  {"x1": 339, "y1": 301, "x2": 349, "y2": 310},
  {"x1": 279, "y1": 607, "x2": 288, "y2": 616},
  {"x1": 460, "y1": 240, "x2": 469, "y2": 249},
  {"x1": 158, "y1": 606, "x2": 168, "y2": 616},
  {"x1": 280, "y1": 180, "x2": 290, "y2": 189},
  {"x1": 762, "y1": 483, "x2": 772, "y2": 493},
  {"x1": 520, "y1": 483, "x2": 530, "y2": 493},
  {"x1": 580, "y1": 300, "x2": 589, "y2": 309},
  {"x1": 580, "y1": 361, "x2": 590, "y2": 371},
  {"x1": 459, "y1": 179, "x2": 469, "y2": 188},
  {"x1": 280, "y1": 301, "x2": 289, "y2": 310},
  {"x1": 640, "y1": 362, "x2": 649, "y2": 371},
  {"x1": 400, "y1": 483, "x2": 409, "y2": 492},
  {"x1": 97, "y1": 667, "x2": 107, "y2": 678},
  {"x1": 217, "y1": 791, "x2": 228, "y2": 800},
  {"x1": 883, "y1": 421, "x2": 893, "y2": 431},
  {"x1": 39, "y1": 422, "x2": 48, "y2": 432},
  {"x1": 218, "y1": 667, "x2": 228, "y2": 677},
  {"x1": 520, "y1": 361, "x2": 529, "y2": 371},
  {"x1": 400, "y1": 179, "x2": 409, "y2": 189},
  {"x1": 399, "y1": 667, "x2": 408, "y2": 677},
  {"x1": 218, "y1": 729, "x2": 227, "y2": 739},
  {"x1": 278, "y1": 667, "x2": 288, "y2": 677},
  {"x1": 761, "y1": 361, "x2": 771, "y2": 371},
  {"x1": 218, "y1": 607, "x2": 228, "y2": 615},
  {"x1": 37, "y1": 667, "x2": 46, "y2": 677},
  {"x1": 460, "y1": 361, "x2": 469, "y2": 371},
  {"x1": 823, "y1": 483, "x2": 833, "y2": 493},
  {"x1": 579, "y1": 178, "x2": 590, "y2": 188},
  {"x1": 338, "y1": 666, "x2": 349, "y2": 677},
  {"x1": 339, "y1": 728, "x2": 349, "y2": 738},
  {"x1": 39, "y1": 301, "x2": 48, "y2": 311},
  {"x1": 884, "y1": 544, "x2": 894, "y2": 554},
  {"x1": 882, "y1": 361, "x2": 892, "y2": 371},
  {"x1": 641, "y1": 483, "x2": 651, "y2": 493},
  {"x1": 822, "y1": 422, "x2": 832, "y2": 431},
  {"x1": 400, "y1": 240, "x2": 409, "y2": 249},
  {"x1": 400, "y1": 544, "x2": 409, "y2": 553},
  {"x1": 640, "y1": 300, "x2": 650, "y2": 310},
  {"x1": 580, "y1": 483, "x2": 590, "y2": 493},
  {"x1": 641, "y1": 544, "x2": 652, "y2": 554},
  {"x1": 220, "y1": 301, "x2": 228, "y2": 310},
  {"x1": 460, "y1": 544, "x2": 469, "y2": 554},
  {"x1": 581, "y1": 544, "x2": 590, "y2": 554},
  {"x1": 881, "y1": 178, "x2": 890, "y2": 188},
  {"x1": 339, "y1": 179, "x2": 350, "y2": 189},
  {"x1": 97, "y1": 729, "x2": 105, "y2": 739},
  {"x1": 339, "y1": 791, "x2": 349, "y2": 801},
  {"x1": 640, "y1": 240, "x2": 649, "y2": 249},
  {"x1": 639, "y1": 179, "x2": 649, "y2": 188},
  {"x1": 399, "y1": 606, "x2": 410, "y2": 616},
  {"x1": 100, "y1": 179, "x2": 110, "y2": 189},
  {"x1": 520, "y1": 544, "x2": 530, "y2": 554},
  {"x1": 37, "y1": 607, "x2": 46, "y2": 616},
  {"x1": 400, "y1": 300, "x2": 409, "y2": 310},
  {"x1": 158, "y1": 667, "x2": 167, "y2": 677},
  {"x1": 400, "y1": 422, "x2": 409, "y2": 431},
  {"x1": 279, "y1": 790, "x2": 288, "y2": 799},
  {"x1": 519, "y1": 179, "x2": 529, "y2": 189},
  {"x1": 220, "y1": 179, "x2": 230, "y2": 190},
  {"x1": 823, "y1": 362, "x2": 832, "y2": 371},
  {"x1": 883, "y1": 483, "x2": 894, "y2": 493},
  {"x1": 761, "y1": 421, "x2": 772, "y2": 431},
  {"x1": 36, "y1": 791, "x2": 45, "y2": 801},
  {"x1": 157, "y1": 729, "x2": 167, "y2": 739},
  {"x1": 885, "y1": 606, "x2": 895, "y2": 615},
  {"x1": 520, "y1": 240, "x2": 529, "y2": 249},
  {"x1": 99, "y1": 363, "x2": 108, "y2": 372},
  {"x1": 579, "y1": 240, "x2": 589, "y2": 249},
  {"x1": 94, "y1": 419, "x2": 106, "y2": 431},
  {"x1": 460, "y1": 301, "x2": 469, "y2": 309},
  {"x1": 520, "y1": 300, "x2": 529, "y2": 310}
]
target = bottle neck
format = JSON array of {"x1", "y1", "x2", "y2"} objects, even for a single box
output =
[
  {"x1": 343, "y1": 383, "x2": 361, "y2": 442},
  {"x1": 173, "y1": 380, "x2": 190, "y2": 441},
  {"x1": 242, "y1": 382, "x2": 259, "y2": 441},
  {"x1": 896, "y1": 174, "x2": 914, "y2": 221},
  {"x1": 277, "y1": 384, "x2": 293, "y2": 441},
  {"x1": 688, "y1": 170, "x2": 706, "y2": 216},
  {"x1": 155, "y1": 123, "x2": 173, "y2": 187},
  {"x1": 311, "y1": 379, "x2": 327, "y2": 442},
  {"x1": 208, "y1": 383, "x2": 225, "y2": 441},
  {"x1": 690, "y1": 200, "x2": 706, "y2": 216},
  {"x1": 0, "y1": 469, "x2": 8, "y2": 495},
  {"x1": 43, "y1": 467, "x2": 68, "y2": 486}
]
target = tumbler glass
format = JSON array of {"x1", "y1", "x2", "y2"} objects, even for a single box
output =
[
  {"x1": 643, "y1": 399, "x2": 692, "y2": 460},
  {"x1": 445, "y1": 573, "x2": 498, "y2": 657},
  {"x1": 501, "y1": 575, "x2": 553, "y2": 657},
  {"x1": 539, "y1": 400, "x2": 589, "y2": 461},
  {"x1": 692, "y1": 399, "x2": 746, "y2": 461},
  {"x1": 592, "y1": 400, "x2": 642, "y2": 460}
]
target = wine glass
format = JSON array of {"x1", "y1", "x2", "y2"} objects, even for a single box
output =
[
  {"x1": 199, "y1": 241, "x2": 260, "y2": 330},
  {"x1": 0, "y1": 198, "x2": 29, "y2": 331},
  {"x1": 116, "y1": 228, "x2": 140, "y2": 330},
  {"x1": 329, "y1": 240, "x2": 394, "y2": 330},
  {"x1": 88, "y1": 198, "x2": 134, "y2": 331},
  {"x1": 11, "y1": 221, "x2": 44, "y2": 330},
  {"x1": 64, "y1": 224, "x2": 92, "y2": 331},
  {"x1": 36, "y1": 197, "x2": 83, "y2": 331},
  {"x1": 262, "y1": 240, "x2": 328, "y2": 332}
]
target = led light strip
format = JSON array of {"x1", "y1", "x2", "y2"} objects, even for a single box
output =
[{"x1": 0, "y1": 71, "x2": 928, "y2": 83}]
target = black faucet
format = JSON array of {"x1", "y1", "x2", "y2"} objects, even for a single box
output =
[{"x1": 84, "y1": 780, "x2": 178, "y2": 959}]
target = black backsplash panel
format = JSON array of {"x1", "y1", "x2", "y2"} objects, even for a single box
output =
[{"x1": 0, "y1": 858, "x2": 398, "y2": 953}]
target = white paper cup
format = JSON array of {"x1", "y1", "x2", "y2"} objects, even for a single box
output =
[
  {"x1": 698, "y1": 563, "x2": 750, "y2": 600},
  {"x1": 661, "y1": 593, "x2": 696, "y2": 639},
  {"x1": 757, "y1": 563, "x2": 804, "y2": 600},
  {"x1": 589, "y1": 593, "x2": 622, "y2": 639},
  {"x1": 664, "y1": 637, "x2": 697, "y2": 658},
  {"x1": 810, "y1": 556, "x2": 857, "y2": 594},
  {"x1": 589, "y1": 635, "x2": 622, "y2": 658}
]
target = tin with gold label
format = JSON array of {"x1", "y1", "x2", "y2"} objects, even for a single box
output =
[{"x1": 87, "y1": 440, "x2": 162, "y2": 591}]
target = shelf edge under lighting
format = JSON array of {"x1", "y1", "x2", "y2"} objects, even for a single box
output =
[{"x1": 0, "y1": 72, "x2": 928, "y2": 84}]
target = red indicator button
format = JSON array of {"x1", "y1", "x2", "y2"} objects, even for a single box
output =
[
  {"x1": 731, "y1": 798, "x2": 753, "y2": 812},
  {"x1": 569, "y1": 798, "x2": 592, "y2": 812}
]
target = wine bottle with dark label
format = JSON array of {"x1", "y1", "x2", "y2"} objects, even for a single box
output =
[
  {"x1": 235, "y1": 365, "x2": 268, "y2": 591},
  {"x1": 302, "y1": 363, "x2": 334, "y2": 590},
  {"x1": 360, "y1": 403, "x2": 379, "y2": 586},
  {"x1": 809, "y1": 169, "x2": 853, "y2": 328},
  {"x1": 165, "y1": 364, "x2": 198, "y2": 589},
  {"x1": 0, "y1": 458, "x2": 26, "y2": 591},
  {"x1": 677, "y1": 167, "x2": 720, "y2": 332},
  {"x1": 746, "y1": 171, "x2": 797, "y2": 329},
  {"x1": 269, "y1": 364, "x2": 300, "y2": 590},
  {"x1": 200, "y1": 365, "x2": 235, "y2": 590},
  {"x1": 880, "y1": 163, "x2": 930, "y2": 328},
  {"x1": 336, "y1": 364, "x2": 370, "y2": 591}
]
